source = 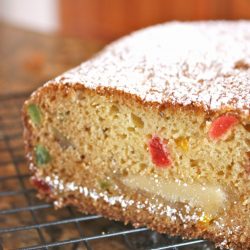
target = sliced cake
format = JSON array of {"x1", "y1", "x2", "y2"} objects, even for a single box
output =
[{"x1": 23, "y1": 21, "x2": 250, "y2": 249}]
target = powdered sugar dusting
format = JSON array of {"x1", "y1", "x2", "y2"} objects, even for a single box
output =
[
  {"x1": 51, "y1": 21, "x2": 250, "y2": 115},
  {"x1": 41, "y1": 174, "x2": 235, "y2": 249},
  {"x1": 44, "y1": 174, "x2": 201, "y2": 224}
]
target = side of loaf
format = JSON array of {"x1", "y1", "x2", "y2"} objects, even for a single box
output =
[{"x1": 23, "y1": 21, "x2": 250, "y2": 249}]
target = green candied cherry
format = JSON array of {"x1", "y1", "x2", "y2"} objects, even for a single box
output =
[
  {"x1": 35, "y1": 145, "x2": 51, "y2": 165},
  {"x1": 27, "y1": 104, "x2": 42, "y2": 126},
  {"x1": 99, "y1": 180, "x2": 111, "y2": 190}
]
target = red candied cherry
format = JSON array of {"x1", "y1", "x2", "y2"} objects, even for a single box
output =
[
  {"x1": 31, "y1": 177, "x2": 51, "y2": 193},
  {"x1": 209, "y1": 115, "x2": 239, "y2": 140},
  {"x1": 149, "y1": 135, "x2": 172, "y2": 168}
]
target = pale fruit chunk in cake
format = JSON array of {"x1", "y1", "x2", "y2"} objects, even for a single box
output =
[{"x1": 122, "y1": 175, "x2": 226, "y2": 215}]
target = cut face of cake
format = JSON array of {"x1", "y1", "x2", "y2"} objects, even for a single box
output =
[{"x1": 23, "y1": 21, "x2": 250, "y2": 249}]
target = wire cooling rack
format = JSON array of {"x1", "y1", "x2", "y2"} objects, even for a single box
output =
[{"x1": 0, "y1": 92, "x2": 217, "y2": 250}]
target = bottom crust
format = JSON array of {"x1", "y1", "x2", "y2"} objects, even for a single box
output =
[{"x1": 33, "y1": 178, "x2": 248, "y2": 250}]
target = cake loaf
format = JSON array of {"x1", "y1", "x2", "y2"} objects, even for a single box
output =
[{"x1": 23, "y1": 21, "x2": 250, "y2": 249}]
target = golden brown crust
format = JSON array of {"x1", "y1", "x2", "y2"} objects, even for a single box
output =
[
  {"x1": 26, "y1": 82, "x2": 249, "y2": 124},
  {"x1": 48, "y1": 21, "x2": 250, "y2": 118}
]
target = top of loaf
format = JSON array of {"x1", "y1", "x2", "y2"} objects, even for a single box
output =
[{"x1": 52, "y1": 21, "x2": 250, "y2": 116}]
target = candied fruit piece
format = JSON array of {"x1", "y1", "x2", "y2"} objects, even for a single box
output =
[
  {"x1": 53, "y1": 128, "x2": 73, "y2": 149},
  {"x1": 175, "y1": 137, "x2": 189, "y2": 152},
  {"x1": 209, "y1": 115, "x2": 239, "y2": 140},
  {"x1": 27, "y1": 104, "x2": 42, "y2": 126},
  {"x1": 99, "y1": 180, "x2": 111, "y2": 190},
  {"x1": 149, "y1": 135, "x2": 172, "y2": 168},
  {"x1": 31, "y1": 177, "x2": 51, "y2": 193},
  {"x1": 197, "y1": 213, "x2": 213, "y2": 228},
  {"x1": 199, "y1": 213, "x2": 212, "y2": 224},
  {"x1": 35, "y1": 145, "x2": 51, "y2": 165},
  {"x1": 122, "y1": 175, "x2": 225, "y2": 215}
]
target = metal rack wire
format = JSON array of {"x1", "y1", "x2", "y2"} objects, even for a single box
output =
[{"x1": 0, "y1": 92, "x2": 216, "y2": 250}]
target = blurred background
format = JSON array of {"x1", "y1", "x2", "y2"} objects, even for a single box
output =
[
  {"x1": 1, "y1": 0, "x2": 250, "y2": 94},
  {"x1": 1, "y1": 0, "x2": 250, "y2": 41}
]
